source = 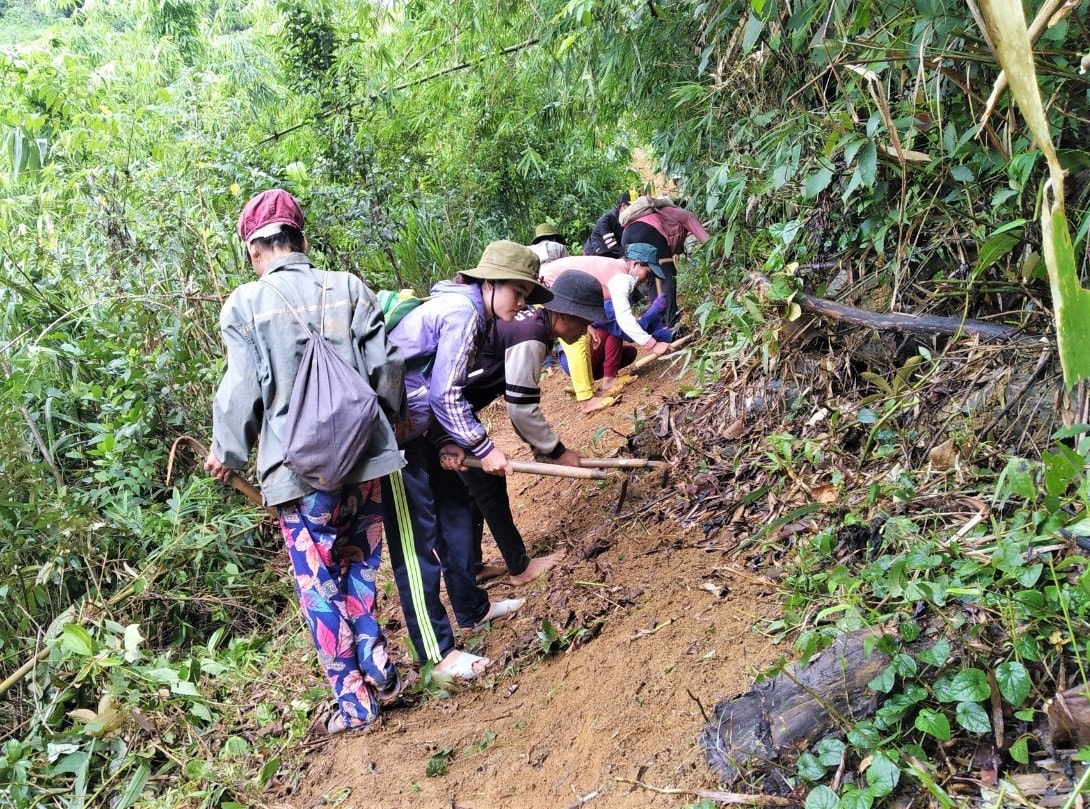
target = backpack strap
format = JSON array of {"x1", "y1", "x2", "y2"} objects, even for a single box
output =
[{"x1": 260, "y1": 266, "x2": 328, "y2": 338}]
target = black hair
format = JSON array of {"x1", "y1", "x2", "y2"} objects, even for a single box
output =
[
  {"x1": 617, "y1": 192, "x2": 631, "y2": 208},
  {"x1": 250, "y1": 225, "x2": 306, "y2": 254}
]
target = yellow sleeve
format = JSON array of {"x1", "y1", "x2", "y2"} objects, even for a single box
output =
[{"x1": 560, "y1": 333, "x2": 595, "y2": 401}]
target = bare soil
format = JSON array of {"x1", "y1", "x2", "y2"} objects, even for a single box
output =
[{"x1": 289, "y1": 361, "x2": 784, "y2": 809}]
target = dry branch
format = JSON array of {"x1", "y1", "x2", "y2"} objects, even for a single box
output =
[
  {"x1": 614, "y1": 777, "x2": 797, "y2": 806},
  {"x1": 751, "y1": 273, "x2": 1028, "y2": 342}
]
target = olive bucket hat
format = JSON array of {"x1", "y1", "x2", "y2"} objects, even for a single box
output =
[
  {"x1": 543, "y1": 270, "x2": 605, "y2": 323},
  {"x1": 530, "y1": 223, "x2": 567, "y2": 245},
  {"x1": 461, "y1": 240, "x2": 553, "y2": 305}
]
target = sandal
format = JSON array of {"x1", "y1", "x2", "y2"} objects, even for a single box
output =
[
  {"x1": 472, "y1": 598, "x2": 525, "y2": 632},
  {"x1": 326, "y1": 711, "x2": 380, "y2": 736},
  {"x1": 375, "y1": 667, "x2": 403, "y2": 705},
  {"x1": 434, "y1": 650, "x2": 491, "y2": 680}
]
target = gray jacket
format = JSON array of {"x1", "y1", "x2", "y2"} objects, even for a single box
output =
[{"x1": 211, "y1": 253, "x2": 405, "y2": 506}]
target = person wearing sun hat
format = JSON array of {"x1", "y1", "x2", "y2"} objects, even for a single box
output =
[
  {"x1": 527, "y1": 222, "x2": 570, "y2": 266},
  {"x1": 438, "y1": 270, "x2": 606, "y2": 587},
  {"x1": 380, "y1": 240, "x2": 551, "y2": 679},
  {"x1": 620, "y1": 197, "x2": 709, "y2": 326},
  {"x1": 205, "y1": 189, "x2": 407, "y2": 735},
  {"x1": 539, "y1": 247, "x2": 677, "y2": 395}
]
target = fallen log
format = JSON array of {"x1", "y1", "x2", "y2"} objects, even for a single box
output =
[
  {"x1": 701, "y1": 628, "x2": 890, "y2": 784},
  {"x1": 750, "y1": 273, "x2": 1030, "y2": 343}
]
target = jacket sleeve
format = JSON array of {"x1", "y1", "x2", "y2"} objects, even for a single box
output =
[
  {"x1": 670, "y1": 207, "x2": 710, "y2": 243},
  {"x1": 352, "y1": 284, "x2": 407, "y2": 422},
  {"x1": 607, "y1": 275, "x2": 653, "y2": 346},
  {"x1": 503, "y1": 339, "x2": 562, "y2": 457},
  {"x1": 210, "y1": 301, "x2": 264, "y2": 469},
  {"x1": 559, "y1": 333, "x2": 595, "y2": 401},
  {"x1": 428, "y1": 308, "x2": 493, "y2": 458}
]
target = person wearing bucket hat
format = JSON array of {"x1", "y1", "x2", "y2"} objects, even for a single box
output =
[
  {"x1": 207, "y1": 189, "x2": 407, "y2": 735},
  {"x1": 620, "y1": 196, "x2": 710, "y2": 326},
  {"x1": 430, "y1": 270, "x2": 606, "y2": 587},
  {"x1": 538, "y1": 251, "x2": 677, "y2": 402},
  {"x1": 527, "y1": 222, "x2": 570, "y2": 266},
  {"x1": 379, "y1": 241, "x2": 551, "y2": 679}
]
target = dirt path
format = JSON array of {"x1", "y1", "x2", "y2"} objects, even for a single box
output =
[{"x1": 292, "y1": 362, "x2": 784, "y2": 808}]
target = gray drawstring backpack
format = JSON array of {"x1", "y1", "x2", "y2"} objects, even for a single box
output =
[{"x1": 263, "y1": 272, "x2": 382, "y2": 491}]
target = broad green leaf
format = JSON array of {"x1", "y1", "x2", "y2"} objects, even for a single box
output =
[
  {"x1": 804, "y1": 167, "x2": 834, "y2": 198},
  {"x1": 956, "y1": 700, "x2": 992, "y2": 733},
  {"x1": 839, "y1": 786, "x2": 875, "y2": 809},
  {"x1": 915, "y1": 708, "x2": 952, "y2": 740},
  {"x1": 915, "y1": 639, "x2": 950, "y2": 668},
  {"x1": 742, "y1": 14, "x2": 765, "y2": 53},
  {"x1": 935, "y1": 669, "x2": 990, "y2": 703},
  {"x1": 805, "y1": 785, "x2": 839, "y2": 809},
  {"x1": 797, "y1": 751, "x2": 826, "y2": 781},
  {"x1": 815, "y1": 738, "x2": 846, "y2": 767},
  {"x1": 867, "y1": 664, "x2": 895, "y2": 694},
  {"x1": 971, "y1": 230, "x2": 1020, "y2": 282},
  {"x1": 951, "y1": 165, "x2": 974, "y2": 183},
  {"x1": 865, "y1": 752, "x2": 901, "y2": 796},
  {"x1": 61, "y1": 624, "x2": 95, "y2": 657},
  {"x1": 996, "y1": 661, "x2": 1031, "y2": 706},
  {"x1": 1010, "y1": 736, "x2": 1030, "y2": 764}
]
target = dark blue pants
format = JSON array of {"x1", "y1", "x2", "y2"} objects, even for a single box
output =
[
  {"x1": 600, "y1": 299, "x2": 674, "y2": 343},
  {"x1": 381, "y1": 438, "x2": 455, "y2": 664},
  {"x1": 382, "y1": 438, "x2": 491, "y2": 660}
]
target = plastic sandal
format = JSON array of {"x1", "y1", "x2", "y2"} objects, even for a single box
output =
[
  {"x1": 375, "y1": 667, "x2": 403, "y2": 705},
  {"x1": 434, "y1": 650, "x2": 491, "y2": 680},
  {"x1": 326, "y1": 711, "x2": 379, "y2": 736},
  {"x1": 472, "y1": 598, "x2": 525, "y2": 632}
]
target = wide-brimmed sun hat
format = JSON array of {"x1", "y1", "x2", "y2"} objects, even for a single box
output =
[
  {"x1": 544, "y1": 270, "x2": 605, "y2": 323},
  {"x1": 238, "y1": 189, "x2": 305, "y2": 244},
  {"x1": 530, "y1": 223, "x2": 567, "y2": 245},
  {"x1": 460, "y1": 240, "x2": 553, "y2": 305},
  {"x1": 624, "y1": 242, "x2": 665, "y2": 279}
]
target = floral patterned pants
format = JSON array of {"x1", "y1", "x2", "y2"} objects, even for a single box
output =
[{"x1": 278, "y1": 479, "x2": 395, "y2": 729}]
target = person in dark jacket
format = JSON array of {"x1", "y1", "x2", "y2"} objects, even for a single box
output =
[
  {"x1": 583, "y1": 192, "x2": 631, "y2": 258},
  {"x1": 457, "y1": 270, "x2": 605, "y2": 585}
]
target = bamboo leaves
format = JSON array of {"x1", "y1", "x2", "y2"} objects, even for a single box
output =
[{"x1": 976, "y1": 0, "x2": 1090, "y2": 389}]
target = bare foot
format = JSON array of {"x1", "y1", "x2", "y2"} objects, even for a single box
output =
[
  {"x1": 579, "y1": 395, "x2": 616, "y2": 414},
  {"x1": 475, "y1": 563, "x2": 506, "y2": 583},
  {"x1": 510, "y1": 551, "x2": 564, "y2": 586},
  {"x1": 599, "y1": 376, "x2": 617, "y2": 390}
]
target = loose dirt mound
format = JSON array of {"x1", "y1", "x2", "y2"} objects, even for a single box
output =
[{"x1": 290, "y1": 361, "x2": 783, "y2": 808}]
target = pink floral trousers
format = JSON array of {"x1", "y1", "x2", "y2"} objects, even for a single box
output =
[{"x1": 278, "y1": 478, "x2": 395, "y2": 729}]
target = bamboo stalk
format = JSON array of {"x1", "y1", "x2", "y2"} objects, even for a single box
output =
[
  {"x1": 579, "y1": 458, "x2": 667, "y2": 470},
  {"x1": 631, "y1": 333, "x2": 696, "y2": 371},
  {"x1": 462, "y1": 458, "x2": 608, "y2": 480}
]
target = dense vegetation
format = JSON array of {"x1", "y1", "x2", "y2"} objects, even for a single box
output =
[{"x1": 1, "y1": 0, "x2": 1089, "y2": 805}]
